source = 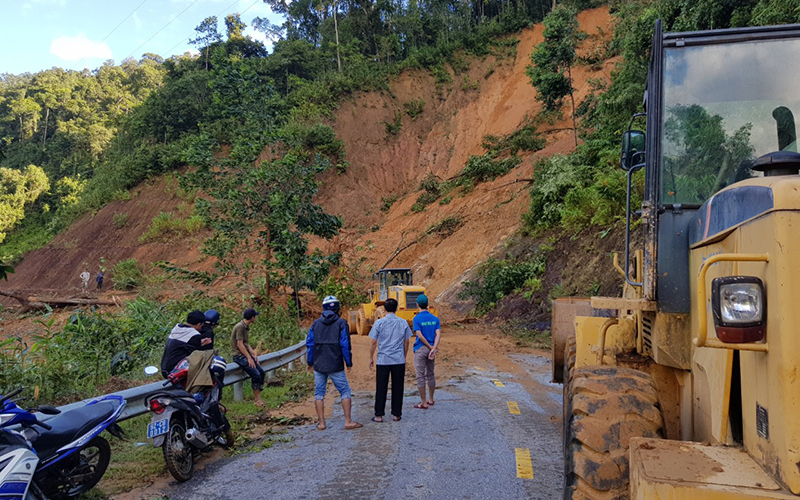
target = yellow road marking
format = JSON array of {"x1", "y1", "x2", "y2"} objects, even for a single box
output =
[
  {"x1": 507, "y1": 401, "x2": 521, "y2": 415},
  {"x1": 492, "y1": 379, "x2": 505, "y2": 387},
  {"x1": 515, "y1": 448, "x2": 534, "y2": 479}
]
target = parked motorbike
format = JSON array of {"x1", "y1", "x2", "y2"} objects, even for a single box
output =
[
  {"x1": 144, "y1": 356, "x2": 232, "y2": 482},
  {"x1": 0, "y1": 388, "x2": 125, "y2": 499}
]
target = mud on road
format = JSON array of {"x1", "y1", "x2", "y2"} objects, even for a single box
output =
[{"x1": 117, "y1": 324, "x2": 564, "y2": 500}]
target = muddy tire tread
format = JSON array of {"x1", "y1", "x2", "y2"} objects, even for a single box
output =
[{"x1": 564, "y1": 365, "x2": 663, "y2": 500}]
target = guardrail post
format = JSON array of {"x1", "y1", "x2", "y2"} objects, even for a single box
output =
[
  {"x1": 288, "y1": 361, "x2": 295, "y2": 371},
  {"x1": 267, "y1": 369, "x2": 276, "y2": 380},
  {"x1": 233, "y1": 381, "x2": 244, "y2": 402}
]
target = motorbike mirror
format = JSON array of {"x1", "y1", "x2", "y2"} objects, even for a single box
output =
[
  {"x1": 144, "y1": 366, "x2": 159, "y2": 377},
  {"x1": 36, "y1": 405, "x2": 60, "y2": 415}
]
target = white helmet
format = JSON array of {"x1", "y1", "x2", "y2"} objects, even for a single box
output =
[{"x1": 322, "y1": 295, "x2": 340, "y2": 311}]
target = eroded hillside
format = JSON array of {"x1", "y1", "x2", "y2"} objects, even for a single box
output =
[{"x1": 3, "y1": 8, "x2": 615, "y2": 314}]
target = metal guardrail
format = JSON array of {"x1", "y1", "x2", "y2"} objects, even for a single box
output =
[{"x1": 53, "y1": 340, "x2": 307, "y2": 422}]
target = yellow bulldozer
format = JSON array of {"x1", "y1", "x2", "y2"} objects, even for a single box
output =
[
  {"x1": 348, "y1": 268, "x2": 437, "y2": 335},
  {"x1": 554, "y1": 21, "x2": 800, "y2": 499}
]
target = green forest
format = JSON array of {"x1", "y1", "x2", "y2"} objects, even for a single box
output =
[{"x1": 1, "y1": 0, "x2": 799, "y2": 281}]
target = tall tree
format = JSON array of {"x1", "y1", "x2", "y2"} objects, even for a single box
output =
[
  {"x1": 526, "y1": 6, "x2": 581, "y2": 145},
  {"x1": 190, "y1": 16, "x2": 222, "y2": 70},
  {"x1": 0, "y1": 164, "x2": 49, "y2": 243}
]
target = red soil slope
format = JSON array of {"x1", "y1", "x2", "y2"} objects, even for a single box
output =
[{"x1": 2, "y1": 8, "x2": 615, "y2": 312}]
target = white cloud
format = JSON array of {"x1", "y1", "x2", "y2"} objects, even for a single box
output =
[
  {"x1": 133, "y1": 12, "x2": 142, "y2": 30},
  {"x1": 50, "y1": 34, "x2": 113, "y2": 62}
]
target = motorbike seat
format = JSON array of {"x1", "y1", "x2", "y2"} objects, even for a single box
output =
[{"x1": 32, "y1": 401, "x2": 119, "y2": 459}]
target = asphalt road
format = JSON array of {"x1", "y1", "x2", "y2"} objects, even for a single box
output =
[{"x1": 155, "y1": 353, "x2": 563, "y2": 500}]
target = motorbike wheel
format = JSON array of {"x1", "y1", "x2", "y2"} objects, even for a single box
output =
[
  {"x1": 163, "y1": 420, "x2": 194, "y2": 482},
  {"x1": 49, "y1": 436, "x2": 111, "y2": 499}
]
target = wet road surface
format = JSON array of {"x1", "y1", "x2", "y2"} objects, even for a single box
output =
[{"x1": 150, "y1": 353, "x2": 563, "y2": 500}]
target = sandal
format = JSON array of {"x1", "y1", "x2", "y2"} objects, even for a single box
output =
[
  {"x1": 414, "y1": 403, "x2": 428, "y2": 410},
  {"x1": 345, "y1": 422, "x2": 363, "y2": 430},
  {"x1": 427, "y1": 400, "x2": 435, "y2": 406},
  {"x1": 393, "y1": 416, "x2": 401, "y2": 421},
  {"x1": 371, "y1": 416, "x2": 383, "y2": 423}
]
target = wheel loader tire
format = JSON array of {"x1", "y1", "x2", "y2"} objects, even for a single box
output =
[
  {"x1": 357, "y1": 310, "x2": 368, "y2": 336},
  {"x1": 563, "y1": 365, "x2": 663, "y2": 500},
  {"x1": 374, "y1": 306, "x2": 386, "y2": 323},
  {"x1": 347, "y1": 311, "x2": 358, "y2": 335}
]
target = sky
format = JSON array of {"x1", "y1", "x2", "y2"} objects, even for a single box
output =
[{"x1": 1, "y1": 0, "x2": 284, "y2": 75}]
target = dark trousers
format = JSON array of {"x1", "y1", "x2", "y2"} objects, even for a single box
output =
[
  {"x1": 375, "y1": 363, "x2": 405, "y2": 417},
  {"x1": 233, "y1": 355, "x2": 265, "y2": 391}
]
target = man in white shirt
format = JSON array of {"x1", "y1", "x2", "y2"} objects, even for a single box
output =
[{"x1": 368, "y1": 298, "x2": 413, "y2": 422}]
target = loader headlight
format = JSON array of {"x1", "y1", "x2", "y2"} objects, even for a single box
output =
[{"x1": 711, "y1": 276, "x2": 766, "y2": 343}]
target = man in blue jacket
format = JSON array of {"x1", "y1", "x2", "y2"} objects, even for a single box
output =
[{"x1": 306, "y1": 296, "x2": 363, "y2": 431}]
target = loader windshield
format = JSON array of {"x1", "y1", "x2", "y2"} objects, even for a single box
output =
[{"x1": 661, "y1": 37, "x2": 800, "y2": 205}]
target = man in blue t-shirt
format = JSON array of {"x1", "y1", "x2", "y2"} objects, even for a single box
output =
[{"x1": 412, "y1": 294, "x2": 441, "y2": 409}]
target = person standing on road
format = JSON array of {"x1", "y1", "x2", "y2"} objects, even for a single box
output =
[
  {"x1": 369, "y1": 298, "x2": 413, "y2": 422},
  {"x1": 412, "y1": 294, "x2": 441, "y2": 409},
  {"x1": 231, "y1": 308, "x2": 266, "y2": 407},
  {"x1": 96, "y1": 270, "x2": 104, "y2": 290},
  {"x1": 306, "y1": 295, "x2": 363, "y2": 431}
]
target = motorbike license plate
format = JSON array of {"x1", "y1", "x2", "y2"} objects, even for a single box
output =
[{"x1": 147, "y1": 417, "x2": 169, "y2": 439}]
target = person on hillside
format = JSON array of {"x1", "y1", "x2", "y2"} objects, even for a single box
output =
[
  {"x1": 201, "y1": 309, "x2": 220, "y2": 349},
  {"x1": 306, "y1": 295, "x2": 362, "y2": 431},
  {"x1": 96, "y1": 271, "x2": 104, "y2": 290},
  {"x1": 369, "y1": 298, "x2": 413, "y2": 422},
  {"x1": 412, "y1": 294, "x2": 441, "y2": 409},
  {"x1": 231, "y1": 308, "x2": 266, "y2": 407},
  {"x1": 160, "y1": 310, "x2": 212, "y2": 377},
  {"x1": 79, "y1": 269, "x2": 90, "y2": 293}
]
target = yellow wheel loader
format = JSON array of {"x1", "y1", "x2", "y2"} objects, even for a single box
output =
[
  {"x1": 347, "y1": 268, "x2": 437, "y2": 335},
  {"x1": 554, "y1": 21, "x2": 800, "y2": 499}
]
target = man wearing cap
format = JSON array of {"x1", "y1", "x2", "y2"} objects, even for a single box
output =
[
  {"x1": 412, "y1": 294, "x2": 441, "y2": 409},
  {"x1": 306, "y1": 296, "x2": 362, "y2": 431},
  {"x1": 231, "y1": 308, "x2": 265, "y2": 407},
  {"x1": 160, "y1": 310, "x2": 213, "y2": 377}
]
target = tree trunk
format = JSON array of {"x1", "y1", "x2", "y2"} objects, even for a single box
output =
[
  {"x1": 42, "y1": 107, "x2": 49, "y2": 149},
  {"x1": 334, "y1": 1, "x2": 342, "y2": 72},
  {"x1": 567, "y1": 65, "x2": 578, "y2": 147}
]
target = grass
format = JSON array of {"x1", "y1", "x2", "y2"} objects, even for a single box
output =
[
  {"x1": 96, "y1": 369, "x2": 313, "y2": 497},
  {"x1": 139, "y1": 212, "x2": 204, "y2": 244}
]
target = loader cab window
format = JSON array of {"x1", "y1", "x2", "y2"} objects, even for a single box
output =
[{"x1": 661, "y1": 37, "x2": 800, "y2": 205}]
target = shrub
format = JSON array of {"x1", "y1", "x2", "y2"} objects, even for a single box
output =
[
  {"x1": 139, "y1": 212, "x2": 204, "y2": 243},
  {"x1": 411, "y1": 173, "x2": 442, "y2": 212},
  {"x1": 112, "y1": 258, "x2": 143, "y2": 290},
  {"x1": 426, "y1": 215, "x2": 463, "y2": 236},
  {"x1": 459, "y1": 252, "x2": 547, "y2": 315},
  {"x1": 380, "y1": 194, "x2": 400, "y2": 212},
  {"x1": 403, "y1": 99, "x2": 426, "y2": 120},
  {"x1": 457, "y1": 154, "x2": 521, "y2": 184},
  {"x1": 113, "y1": 212, "x2": 129, "y2": 229},
  {"x1": 383, "y1": 111, "x2": 403, "y2": 136}
]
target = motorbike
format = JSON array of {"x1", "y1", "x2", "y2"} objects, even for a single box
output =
[
  {"x1": 144, "y1": 355, "x2": 233, "y2": 482},
  {"x1": 0, "y1": 388, "x2": 125, "y2": 499}
]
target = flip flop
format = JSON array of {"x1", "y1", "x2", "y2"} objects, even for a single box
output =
[
  {"x1": 393, "y1": 416, "x2": 402, "y2": 421},
  {"x1": 427, "y1": 400, "x2": 435, "y2": 406},
  {"x1": 345, "y1": 422, "x2": 363, "y2": 430},
  {"x1": 371, "y1": 417, "x2": 383, "y2": 423},
  {"x1": 414, "y1": 403, "x2": 428, "y2": 410}
]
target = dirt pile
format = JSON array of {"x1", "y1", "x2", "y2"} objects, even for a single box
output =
[
  {"x1": 1, "y1": 176, "x2": 208, "y2": 301},
  {"x1": 315, "y1": 7, "x2": 615, "y2": 312}
]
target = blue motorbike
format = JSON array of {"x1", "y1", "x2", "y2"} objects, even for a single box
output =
[{"x1": 0, "y1": 388, "x2": 125, "y2": 499}]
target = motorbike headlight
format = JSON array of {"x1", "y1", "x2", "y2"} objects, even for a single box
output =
[{"x1": 711, "y1": 276, "x2": 766, "y2": 343}]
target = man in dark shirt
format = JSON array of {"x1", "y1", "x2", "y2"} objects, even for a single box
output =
[
  {"x1": 306, "y1": 296, "x2": 362, "y2": 431},
  {"x1": 160, "y1": 310, "x2": 211, "y2": 377}
]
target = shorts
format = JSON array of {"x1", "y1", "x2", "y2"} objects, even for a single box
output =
[{"x1": 314, "y1": 370, "x2": 352, "y2": 401}]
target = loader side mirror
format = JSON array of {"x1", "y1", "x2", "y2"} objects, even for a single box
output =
[{"x1": 621, "y1": 130, "x2": 646, "y2": 171}]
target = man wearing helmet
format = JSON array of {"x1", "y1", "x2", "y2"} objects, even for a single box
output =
[
  {"x1": 306, "y1": 296, "x2": 363, "y2": 431},
  {"x1": 201, "y1": 309, "x2": 220, "y2": 348}
]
